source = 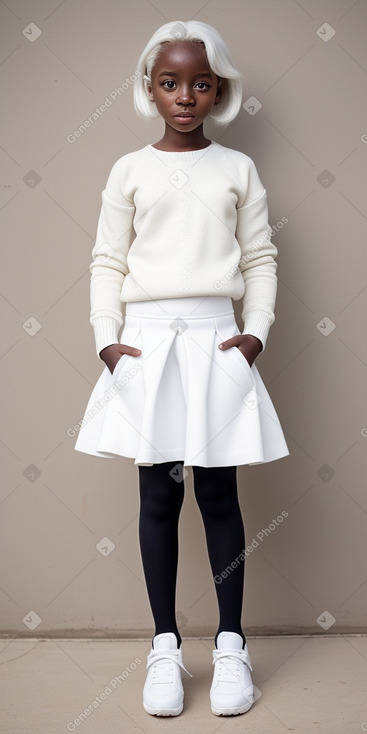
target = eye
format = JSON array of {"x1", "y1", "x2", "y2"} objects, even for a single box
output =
[
  {"x1": 161, "y1": 80, "x2": 211, "y2": 91},
  {"x1": 195, "y1": 82, "x2": 210, "y2": 90}
]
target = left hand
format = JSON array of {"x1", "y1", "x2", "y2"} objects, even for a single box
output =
[{"x1": 218, "y1": 334, "x2": 263, "y2": 368}]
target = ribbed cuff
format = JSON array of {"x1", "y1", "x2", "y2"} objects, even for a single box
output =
[
  {"x1": 91, "y1": 316, "x2": 122, "y2": 359},
  {"x1": 241, "y1": 311, "x2": 275, "y2": 352}
]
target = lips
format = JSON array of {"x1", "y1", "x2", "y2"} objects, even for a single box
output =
[{"x1": 175, "y1": 113, "x2": 194, "y2": 118}]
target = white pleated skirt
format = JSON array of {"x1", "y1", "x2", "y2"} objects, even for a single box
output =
[{"x1": 74, "y1": 296, "x2": 290, "y2": 467}]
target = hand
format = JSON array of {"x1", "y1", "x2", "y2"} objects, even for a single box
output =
[
  {"x1": 218, "y1": 334, "x2": 262, "y2": 368},
  {"x1": 99, "y1": 343, "x2": 142, "y2": 375}
]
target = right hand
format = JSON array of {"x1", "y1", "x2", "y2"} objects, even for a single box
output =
[{"x1": 99, "y1": 343, "x2": 142, "y2": 375}]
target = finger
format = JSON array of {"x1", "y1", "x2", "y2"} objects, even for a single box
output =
[
  {"x1": 122, "y1": 345, "x2": 142, "y2": 356},
  {"x1": 218, "y1": 337, "x2": 237, "y2": 350}
]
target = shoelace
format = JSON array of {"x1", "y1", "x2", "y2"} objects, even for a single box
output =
[
  {"x1": 147, "y1": 649, "x2": 193, "y2": 681},
  {"x1": 212, "y1": 649, "x2": 253, "y2": 681}
]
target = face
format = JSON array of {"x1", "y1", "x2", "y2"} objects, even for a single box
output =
[{"x1": 147, "y1": 40, "x2": 222, "y2": 134}]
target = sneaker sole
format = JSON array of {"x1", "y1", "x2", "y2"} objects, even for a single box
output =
[
  {"x1": 143, "y1": 702, "x2": 183, "y2": 717},
  {"x1": 211, "y1": 699, "x2": 254, "y2": 716}
]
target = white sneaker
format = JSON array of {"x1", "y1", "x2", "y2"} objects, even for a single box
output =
[
  {"x1": 210, "y1": 631, "x2": 254, "y2": 716},
  {"x1": 143, "y1": 632, "x2": 192, "y2": 716}
]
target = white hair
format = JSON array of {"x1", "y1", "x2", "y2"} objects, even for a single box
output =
[{"x1": 133, "y1": 20, "x2": 243, "y2": 126}]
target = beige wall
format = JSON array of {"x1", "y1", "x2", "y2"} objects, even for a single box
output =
[{"x1": 1, "y1": 0, "x2": 366, "y2": 638}]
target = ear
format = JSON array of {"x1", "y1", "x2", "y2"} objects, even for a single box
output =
[
  {"x1": 214, "y1": 77, "x2": 223, "y2": 105},
  {"x1": 144, "y1": 74, "x2": 154, "y2": 100}
]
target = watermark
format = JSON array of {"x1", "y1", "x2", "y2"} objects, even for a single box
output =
[
  {"x1": 316, "y1": 611, "x2": 335, "y2": 630},
  {"x1": 66, "y1": 658, "x2": 141, "y2": 731},
  {"x1": 241, "y1": 217, "x2": 288, "y2": 262},
  {"x1": 213, "y1": 217, "x2": 288, "y2": 290},
  {"x1": 66, "y1": 71, "x2": 141, "y2": 144},
  {"x1": 317, "y1": 170, "x2": 335, "y2": 188},
  {"x1": 316, "y1": 317, "x2": 336, "y2": 336},
  {"x1": 67, "y1": 362, "x2": 142, "y2": 438},
  {"x1": 66, "y1": 657, "x2": 142, "y2": 730},
  {"x1": 316, "y1": 23, "x2": 336, "y2": 42},
  {"x1": 214, "y1": 511, "x2": 288, "y2": 584},
  {"x1": 243, "y1": 96, "x2": 262, "y2": 115}
]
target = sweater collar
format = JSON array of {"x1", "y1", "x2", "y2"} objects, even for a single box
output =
[{"x1": 146, "y1": 142, "x2": 216, "y2": 164}]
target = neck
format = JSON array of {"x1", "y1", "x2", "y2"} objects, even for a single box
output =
[{"x1": 152, "y1": 124, "x2": 211, "y2": 152}]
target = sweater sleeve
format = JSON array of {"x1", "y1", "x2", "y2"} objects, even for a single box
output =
[
  {"x1": 235, "y1": 161, "x2": 278, "y2": 353},
  {"x1": 89, "y1": 160, "x2": 136, "y2": 358}
]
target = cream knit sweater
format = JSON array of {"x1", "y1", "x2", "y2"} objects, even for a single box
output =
[{"x1": 89, "y1": 141, "x2": 278, "y2": 358}]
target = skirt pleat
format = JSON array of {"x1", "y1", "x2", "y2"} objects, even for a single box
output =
[{"x1": 74, "y1": 297, "x2": 290, "y2": 467}]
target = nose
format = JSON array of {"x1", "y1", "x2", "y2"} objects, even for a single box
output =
[{"x1": 176, "y1": 84, "x2": 195, "y2": 106}]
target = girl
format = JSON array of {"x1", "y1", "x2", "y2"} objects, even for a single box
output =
[{"x1": 75, "y1": 20, "x2": 290, "y2": 718}]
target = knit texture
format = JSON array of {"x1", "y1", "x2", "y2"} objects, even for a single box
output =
[{"x1": 89, "y1": 142, "x2": 279, "y2": 358}]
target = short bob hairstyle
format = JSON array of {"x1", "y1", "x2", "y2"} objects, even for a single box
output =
[{"x1": 133, "y1": 20, "x2": 243, "y2": 126}]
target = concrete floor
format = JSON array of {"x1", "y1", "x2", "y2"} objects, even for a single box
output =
[{"x1": 1, "y1": 635, "x2": 366, "y2": 733}]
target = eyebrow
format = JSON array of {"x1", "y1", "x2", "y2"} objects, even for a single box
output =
[{"x1": 157, "y1": 71, "x2": 213, "y2": 78}]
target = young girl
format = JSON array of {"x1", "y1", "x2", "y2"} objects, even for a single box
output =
[{"x1": 75, "y1": 19, "x2": 290, "y2": 718}]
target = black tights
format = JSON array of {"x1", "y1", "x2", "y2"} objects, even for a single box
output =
[{"x1": 138, "y1": 461, "x2": 246, "y2": 649}]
